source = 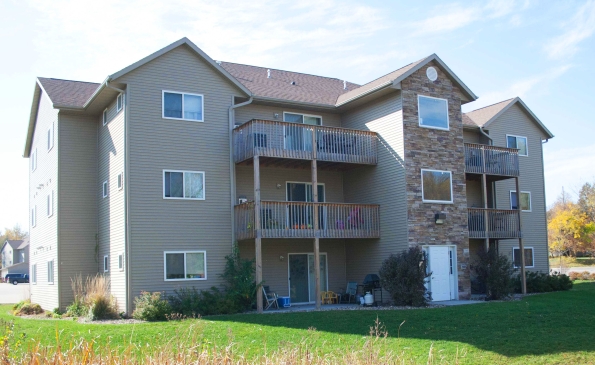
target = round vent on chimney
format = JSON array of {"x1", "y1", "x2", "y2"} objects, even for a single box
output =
[{"x1": 426, "y1": 67, "x2": 438, "y2": 81}]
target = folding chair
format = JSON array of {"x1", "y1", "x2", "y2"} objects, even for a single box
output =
[
  {"x1": 262, "y1": 286, "x2": 279, "y2": 310},
  {"x1": 342, "y1": 282, "x2": 358, "y2": 303}
]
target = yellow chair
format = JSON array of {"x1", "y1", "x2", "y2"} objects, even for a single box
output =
[
  {"x1": 321, "y1": 291, "x2": 329, "y2": 304},
  {"x1": 326, "y1": 291, "x2": 338, "y2": 304}
]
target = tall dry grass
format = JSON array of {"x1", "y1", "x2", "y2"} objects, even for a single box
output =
[{"x1": 67, "y1": 274, "x2": 119, "y2": 319}]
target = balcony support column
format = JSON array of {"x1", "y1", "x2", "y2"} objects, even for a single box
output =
[
  {"x1": 254, "y1": 155, "x2": 263, "y2": 312},
  {"x1": 515, "y1": 177, "x2": 527, "y2": 294},
  {"x1": 311, "y1": 128, "x2": 321, "y2": 310},
  {"x1": 482, "y1": 174, "x2": 489, "y2": 251}
]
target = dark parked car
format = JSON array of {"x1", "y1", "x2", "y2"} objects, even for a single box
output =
[{"x1": 4, "y1": 274, "x2": 29, "y2": 285}]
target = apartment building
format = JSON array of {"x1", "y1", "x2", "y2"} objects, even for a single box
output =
[
  {"x1": 23, "y1": 38, "x2": 552, "y2": 313},
  {"x1": 1, "y1": 239, "x2": 30, "y2": 278}
]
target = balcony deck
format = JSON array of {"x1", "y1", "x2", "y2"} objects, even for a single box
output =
[
  {"x1": 468, "y1": 208, "x2": 521, "y2": 239},
  {"x1": 464, "y1": 143, "x2": 519, "y2": 177},
  {"x1": 235, "y1": 201, "x2": 380, "y2": 240},
  {"x1": 233, "y1": 119, "x2": 378, "y2": 167}
]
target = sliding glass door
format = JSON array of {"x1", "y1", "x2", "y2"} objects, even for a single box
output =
[
  {"x1": 283, "y1": 113, "x2": 322, "y2": 151},
  {"x1": 288, "y1": 253, "x2": 328, "y2": 304},
  {"x1": 286, "y1": 183, "x2": 325, "y2": 229}
]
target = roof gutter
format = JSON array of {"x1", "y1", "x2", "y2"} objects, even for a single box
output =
[{"x1": 479, "y1": 126, "x2": 493, "y2": 145}]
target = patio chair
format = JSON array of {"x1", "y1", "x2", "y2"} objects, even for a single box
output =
[
  {"x1": 321, "y1": 291, "x2": 329, "y2": 304},
  {"x1": 262, "y1": 286, "x2": 278, "y2": 310},
  {"x1": 326, "y1": 291, "x2": 339, "y2": 304},
  {"x1": 342, "y1": 282, "x2": 358, "y2": 303}
]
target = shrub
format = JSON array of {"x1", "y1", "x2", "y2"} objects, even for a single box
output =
[
  {"x1": 132, "y1": 292, "x2": 171, "y2": 321},
  {"x1": 220, "y1": 245, "x2": 258, "y2": 312},
  {"x1": 14, "y1": 303, "x2": 43, "y2": 316},
  {"x1": 471, "y1": 248, "x2": 515, "y2": 300},
  {"x1": 569, "y1": 272, "x2": 580, "y2": 281},
  {"x1": 378, "y1": 246, "x2": 431, "y2": 307},
  {"x1": 12, "y1": 300, "x2": 30, "y2": 311},
  {"x1": 590, "y1": 273, "x2": 595, "y2": 281},
  {"x1": 515, "y1": 272, "x2": 573, "y2": 293},
  {"x1": 169, "y1": 286, "x2": 239, "y2": 317},
  {"x1": 85, "y1": 275, "x2": 118, "y2": 320},
  {"x1": 581, "y1": 271, "x2": 591, "y2": 280}
]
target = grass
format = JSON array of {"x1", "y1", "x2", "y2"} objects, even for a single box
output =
[
  {"x1": 549, "y1": 256, "x2": 595, "y2": 268},
  {"x1": 2, "y1": 282, "x2": 595, "y2": 364}
]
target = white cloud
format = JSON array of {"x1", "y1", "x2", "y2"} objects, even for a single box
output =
[
  {"x1": 544, "y1": 144, "x2": 595, "y2": 205},
  {"x1": 545, "y1": 0, "x2": 595, "y2": 59}
]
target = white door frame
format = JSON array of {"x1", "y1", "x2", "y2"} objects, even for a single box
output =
[
  {"x1": 287, "y1": 252, "x2": 329, "y2": 304},
  {"x1": 422, "y1": 245, "x2": 458, "y2": 301}
]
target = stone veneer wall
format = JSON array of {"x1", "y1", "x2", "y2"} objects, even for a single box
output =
[{"x1": 401, "y1": 60, "x2": 471, "y2": 299}]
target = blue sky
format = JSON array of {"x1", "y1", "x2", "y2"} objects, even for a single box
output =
[{"x1": 1, "y1": 0, "x2": 594, "y2": 231}]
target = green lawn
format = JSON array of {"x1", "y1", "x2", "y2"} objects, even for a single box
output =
[
  {"x1": 549, "y1": 256, "x2": 595, "y2": 268},
  {"x1": 2, "y1": 282, "x2": 595, "y2": 364}
]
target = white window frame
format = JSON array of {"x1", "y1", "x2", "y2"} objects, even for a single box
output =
[
  {"x1": 421, "y1": 169, "x2": 454, "y2": 204},
  {"x1": 102, "y1": 108, "x2": 108, "y2": 126},
  {"x1": 162, "y1": 90, "x2": 205, "y2": 122},
  {"x1": 103, "y1": 255, "x2": 109, "y2": 272},
  {"x1": 31, "y1": 148, "x2": 37, "y2": 171},
  {"x1": 118, "y1": 253, "x2": 124, "y2": 271},
  {"x1": 103, "y1": 181, "x2": 109, "y2": 198},
  {"x1": 506, "y1": 134, "x2": 528, "y2": 156},
  {"x1": 117, "y1": 172, "x2": 123, "y2": 190},
  {"x1": 117, "y1": 93, "x2": 124, "y2": 112},
  {"x1": 162, "y1": 170, "x2": 206, "y2": 200},
  {"x1": 47, "y1": 190, "x2": 54, "y2": 217},
  {"x1": 31, "y1": 205, "x2": 37, "y2": 228},
  {"x1": 513, "y1": 247, "x2": 535, "y2": 268},
  {"x1": 47, "y1": 122, "x2": 54, "y2": 152},
  {"x1": 418, "y1": 95, "x2": 450, "y2": 131},
  {"x1": 509, "y1": 190, "x2": 532, "y2": 212},
  {"x1": 163, "y1": 251, "x2": 207, "y2": 281},
  {"x1": 47, "y1": 260, "x2": 54, "y2": 284},
  {"x1": 32, "y1": 264, "x2": 37, "y2": 284},
  {"x1": 282, "y1": 112, "x2": 323, "y2": 125}
]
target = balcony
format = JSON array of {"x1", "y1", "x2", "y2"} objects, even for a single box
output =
[
  {"x1": 468, "y1": 208, "x2": 521, "y2": 239},
  {"x1": 233, "y1": 119, "x2": 378, "y2": 166},
  {"x1": 464, "y1": 143, "x2": 519, "y2": 177},
  {"x1": 235, "y1": 201, "x2": 380, "y2": 240}
]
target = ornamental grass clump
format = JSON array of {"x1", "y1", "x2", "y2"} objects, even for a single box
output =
[{"x1": 378, "y1": 246, "x2": 431, "y2": 306}]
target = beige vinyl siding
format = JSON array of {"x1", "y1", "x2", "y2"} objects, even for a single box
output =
[
  {"x1": 235, "y1": 166, "x2": 344, "y2": 203},
  {"x1": 58, "y1": 114, "x2": 98, "y2": 308},
  {"x1": 29, "y1": 90, "x2": 59, "y2": 310},
  {"x1": 463, "y1": 129, "x2": 480, "y2": 143},
  {"x1": 97, "y1": 96, "x2": 127, "y2": 311},
  {"x1": 234, "y1": 104, "x2": 341, "y2": 127},
  {"x1": 238, "y1": 239, "x2": 346, "y2": 299},
  {"x1": 489, "y1": 103, "x2": 549, "y2": 272},
  {"x1": 340, "y1": 91, "x2": 408, "y2": 282},
  {"x1": 466, "y1": 179, "x2": 483, "y2": 208},
  {"x1": 113, "y1": 44, "x2": 246, "y2": 306}
]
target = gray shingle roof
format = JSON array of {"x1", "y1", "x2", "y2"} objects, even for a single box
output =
[
  {"x1": 38, "y1": 77, "x2": 100, "y2": 108},
  {"x1": 219, "y1": 62, "x2": 360, "y2": 106},
  {"x1": 3, "y1": 240, "x2": 23, "y2": 250},
  {"x1": 463, "y1": 98, "x2": 515, "y2": 127}
]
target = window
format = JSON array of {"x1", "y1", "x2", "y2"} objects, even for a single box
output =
[
  {"x1": 103, "y1": 181, "x2": 109, "y2": 198},
  {"x1": 513, "y1": 247, "x2": 534, "y2": 268},
  {"x1": 162, "y1": 91, "x2": 204, "y2": 122},
  {"x1": 47, "y1": 122, "x2": 54, "y2": 151},
  {"x1": 31, "y1": 148, "x2": 37, "y2": 171},
  {"x1": 47, "y1": 190, "x2": 54, "y2": 217},
  {"x1": 164, "y1": 251, "x2": 206, "y2": 281},
  {"x1": 163, "y1": 170, "x2": 205, "y2": 200},
  {"x1": 103, "y1": 255, "x2": 109, "y2": 272},
  {"x1": 31, "y1": 205, "x2": 37, "y2": 227},
  {"x1": 506, "y1": 135, "x2": 528, "y2": 156},
  {"x1": 118, "y1": 253, "x2": 124, "y2": 271},
  {"x1": 421, "y1": 169, "x2": 453, "y2": 203},
  {"x1": 117, "y1": 173, "x2": 123, "y2": 190},
  {"x1": 510, "y1": 191, "x2": 531, "y2": 212},
  {"x1": 32, "y1": 264, "x2": 37, "y2": 284},
  {"x1": 47, "y1": 260, "x2": 54, "y2": 284},
  {"x1": 418, "y1": 95, "x2": 449, "y2": 130},
  {"x1": 283, "y1": 112, "x2": 322, "y2": 125},
  {"x1": 102, "y1": 108, "x2": 108, "y2": 126},
  {"x1": 117, "y1": 93, "x2": 124, "y2": 112}
]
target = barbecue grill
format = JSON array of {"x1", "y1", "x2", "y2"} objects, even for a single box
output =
[{"x1": 360, "y1": 274, "x2": 383, "y2": 305}]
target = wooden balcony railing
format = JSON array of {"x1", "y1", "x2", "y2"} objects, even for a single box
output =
[
  {"x1": 233, "y1": 119, "x2": 378, "y2": 165},
  {"x1": 235, "y1": 201, "x2": 380, "y2": 240},
  {"x1": 464, "y1": 143, "x2": 520, "y2": 177},
  {"x1": 468, "y1": 208, "x2": 521, "y2": 239}
]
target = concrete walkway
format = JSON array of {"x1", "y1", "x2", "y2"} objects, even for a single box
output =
[
  {"x1": 262, "y1": 299, "x2": 485, "y2": 313},
  {"x1": 433, "y1": 300, "x2": 486, "y2": 306},
  {"x1": 550, "y1": 266, "x2": 595, "y2": 274}
]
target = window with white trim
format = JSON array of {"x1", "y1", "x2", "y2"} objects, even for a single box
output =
[
  {"x1": 510, "y1": 191, "x2": 531, "y2": 212},
  {"x1": 102, "y1": 109, "x2": 108, "y2": 126},
  {"x1": 47, "y1": 260, "x2": 54, "y2": 284},
  {"x1": 32, "y1": 264, "x2": 37, "y2": 284},
  {"x1": 103, "y1": 255, "x2": 109, "y2": 272},
  {"x1": 31, "y1": 205, "x2": 37, "y2": 227},
  {"x1": 117, "y1": 93, "x2": 124, "y2": 112},
  {"x1": 418, "y1": 95, "x2": 449, "y2": 130},
  {"x1": 421, "y1": 169, "x2": 453, "y2": 203},
  {"x1": 47, "y1": 122, "x2": 54, "y2": 151},
  {"x1": 283, "y1": 112, "x2": 322, "y2": 125},
  {"x1": 513, "y1": 247, "x2": 534, "y2": 268},
  {"x1": 103, "y1": 181, "x2": 109, "y2": 198},
  {"x1": 164, "y1": 251, "x2": 206, "y2": 281},
  {"x1": 47, "y1": 190, "x2": 54, "y2": 217},
  {"x1": 162, "y1": 91, "x2": 204, "y2": 121},
  {"x1": 163, "y1": 170, "x2": 205, "y2": 200},
  {"x1": 507, "y1": 135, "x2": 528, "y2": 156},
  {"x1": 117, "y1": 173, "x2": 123, "y2": 190},
  {"x1": 118, "y1": 253, "x2": 124, "y2": 271},
  {"x1": 31, "y1": 148, "x2": 37, "y2": 171}
]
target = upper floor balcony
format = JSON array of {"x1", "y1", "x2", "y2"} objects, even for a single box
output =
[
  {"x1": 468, "y1": 208, "x2": 521, "y2": 239},
  {"x1": 464, "y1": 143, "x2": 519, "y2": 177},
  {"x1": 233, "y1": 119, "x2": 378, "y2": 166}
]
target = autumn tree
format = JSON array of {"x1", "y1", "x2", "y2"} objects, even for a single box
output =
[{"x1": 0, "y1": 224, "x2": 28, "y2": 243}]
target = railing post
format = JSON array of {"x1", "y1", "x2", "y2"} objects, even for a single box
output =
[
  {"x1": 254, "y1": 155, "x2": 263, "y2": 312},
  {"x1": 312, "y1": 127, "x2": 321, "y2": 310},
  {"x1": 482, "y1": 174, "x2": 490, "y2": 250},
  {"x1": 515, "y1": 177, "x2": 526, "y2": 295}
]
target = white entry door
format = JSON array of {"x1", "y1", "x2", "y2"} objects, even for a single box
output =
[{"x1": 428, "y1": 246, "x2": 453, "y2": 301}]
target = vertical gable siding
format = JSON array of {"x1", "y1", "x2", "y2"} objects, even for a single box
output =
[
  {"x1": 340, "y1": 91, "x2": 408, "y2": 282},
  {"x1": 490, "y1": 104, "x2": 549, "y2": 272},
  {"x1": 29, "y1": 91, "x2": 59, "y2": 310},
  {"x1": 114, "y1": 45, "x2": 244, "y2": 301},
  {"x1": 58, "y1": 114, "x2": 98, "y2": 307}
]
